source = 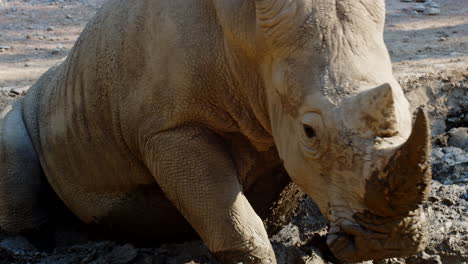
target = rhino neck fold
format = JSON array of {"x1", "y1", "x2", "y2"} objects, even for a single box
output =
[{"x1": 216, "y1": 37, "x2": 275, "y2": 151}]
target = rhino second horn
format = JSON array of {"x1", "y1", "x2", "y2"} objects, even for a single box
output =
[
  {"x1": 343, "y1": 83, "x2": 398, "y2": 137},
  {"x1": 365, "y1": 108, "x2": 432, "y2": 217}
]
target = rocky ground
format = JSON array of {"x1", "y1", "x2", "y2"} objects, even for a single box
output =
[{"x1": 0, "y1": 0, "x2": 467, "y2": 263}]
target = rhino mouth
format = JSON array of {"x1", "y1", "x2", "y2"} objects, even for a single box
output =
[{"x1": 326, "y1": 209, "x2": 428, "y2": 262}]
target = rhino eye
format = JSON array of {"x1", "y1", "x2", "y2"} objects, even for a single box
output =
[{"x1": 303, "y1": 125, "x2": 316, "y2": 138}]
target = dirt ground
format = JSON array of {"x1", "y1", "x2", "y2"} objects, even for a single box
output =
[{"x1": 0, "y1": 0, "x2": 467, "y2": 263}]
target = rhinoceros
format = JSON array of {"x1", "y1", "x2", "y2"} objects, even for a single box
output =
[{"x1": 0, "y1": 0, "x2": 431, "y2": 263}]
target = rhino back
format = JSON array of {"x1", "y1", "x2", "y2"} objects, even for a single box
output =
[
  {"x1": 22, "y1": 0, "x2": 274, "y2": 226},
  {"x1": 22, "y1": 0, "x2": 223, "y2": 222}
]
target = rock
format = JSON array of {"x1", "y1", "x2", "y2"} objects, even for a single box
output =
[
  {"x1": 0, "y1": 236, "x2": 37, "y2": 253},
  {"x1": 438, "y1": 36, "x2": 447, "y2": 41},
  {"x1": 447, "y1": 116, "x2": 461, "y2": 124},
  {"x1": 272, "y1": 223, "x2": 302, "y2": 247},
  {"x1": 406, "y1": 252, "x2": 442, "y2": 264},
  {"x1": 47, "y1": 26, "x2": 55, "y2": 31},
  {"x1": 450, "y1": 52, "x2": 462, "y2": 57},
  {"x1": 0, "y1": 45, "x2": 12, "y2": 52},
  {"x1": 432, "y1": 147, "x2": 468, "y2": 184},
  {"x1": 7, "y1": 6, "x2": 17, "y2": 13},
  {"x1": 448, "y1": 127, "x2": 468, "y2": 149},
  {"x1": 106, "y1": 244, "x2": 138, "y2": 264},
  {"x1": 301, "y1": 255, "x2": 326, "y2": 264},
  {"x1": 25, "y1": 34, "x2": 32, "y2": 39},
  {"x1": 10, "y1": 86, "x2": 29, "y2": 95},
  {"x1": 428, "y1": 3, "x2": 440, "y2": 8},
  {"x1": 51, "y1": 48, "x2": 61, "y2": 54},
  {"x1": 65, "y1": 14, "x2": 73, "y2": 19},
  {"x1": 413, "y1": 4, "x2": 426, "y2": 12},
  {"x1": 299, "y1": 247, "x2": 326, "y2": 264},
  {"x1": 434, "y1": 133, "x2": 449, "y2": 147},
  {"x1": 401, "y1": 0, "x2": 413, "y2": 2},
  {"x1": 427, "y1": 7, "x2": 440, "y2": 15},
  {"x1": 402, "y1": 37, "x2": 410, "y2": 43}
]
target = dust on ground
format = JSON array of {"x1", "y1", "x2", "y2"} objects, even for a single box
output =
[{"x1": 0, "y1": 0, "x2": 467, "y2": 263}]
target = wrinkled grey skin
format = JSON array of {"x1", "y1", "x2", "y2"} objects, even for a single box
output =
[{"x1": 0, "y1": 0, "x2": 431, "y2": 263}]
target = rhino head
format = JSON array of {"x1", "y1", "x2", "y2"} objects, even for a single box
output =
[{"x1": 254, "y1": 0, "x2": 431, "y2": 262}]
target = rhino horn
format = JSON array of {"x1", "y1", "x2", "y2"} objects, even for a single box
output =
[
  {"x1": 342, "y1": 83, "x2": 398, "y2": 137},
  {"x1": 365, "y1": 108, "x2": 432, "y2": 217},
  {"x1": 255, "y1": 0, "x2": 298, "y2": 48}
]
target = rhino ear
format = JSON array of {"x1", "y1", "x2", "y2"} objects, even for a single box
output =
[
  {"x1": 342, "y1": 83, "x2": 398, "y2": 137},
  {"x1": 255, "y1": 0, "x2": 300, "y2": 49}
]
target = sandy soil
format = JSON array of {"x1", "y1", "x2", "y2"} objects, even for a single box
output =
[
  {"x1": 384, "y1": 0, "x2": 467, "y2": 76},
  {"x1": 0, "y1": 0, "x2": 466, "y2": 89},
  {"x1": 0, "y1": 0, "x2": 467, "y2": 263}
]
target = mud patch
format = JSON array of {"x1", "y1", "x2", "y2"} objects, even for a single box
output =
[{"x1": 1, "y1": 70, "x2": 466, "y2": 264}]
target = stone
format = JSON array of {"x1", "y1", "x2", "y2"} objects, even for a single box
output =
[
  {"x1": 427, "y1": 7, "x2": 440, "y2": 15},
  {"x1": 406, "y1": 252, "x2": 442, "y2": 264},
  {"x1": 11, "y1": 86, "x2": 29, "y2": 95},
  {"x1": 413, "y1": 4, "x2": 426, "y2": 12},
  {"x1": 450, "y1": 52, "x2": 462, "y2": 56},
  {"x1": 432, "y1": 147, "x2": 468, "y2": 184},
  {"x1": 106, "y1": 244, "x2": 138, "y2": 264},
  {"x1": 301, "y1": 256, "x2": 326, "y2": 264},
  {"x1": 47, "y1": 26, "x2": 55, "y2": 31},
  {"x1": 448, "y1": 127, "x2": 468, "y2": 149},
  {"x1": 51, "y1": 48, "x2": 61, "y2": 54},
  {"x1": 0, "y1": 236, "x2": 37, "y2": 253},
  {"x1": 66, "y1": 14, "x2": 73, "y2": 19},
  {"x1": 0, "y1": 45, "x2": 12, "y2": 52}
]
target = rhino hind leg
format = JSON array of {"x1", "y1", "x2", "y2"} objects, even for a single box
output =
[{"x1": 0, "y1": 100, "x2": 49, "y2": 233}]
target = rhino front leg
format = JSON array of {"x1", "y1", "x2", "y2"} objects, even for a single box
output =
[{"x1": 141, "y1": 126, "x2": 276, "y2": 264}]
